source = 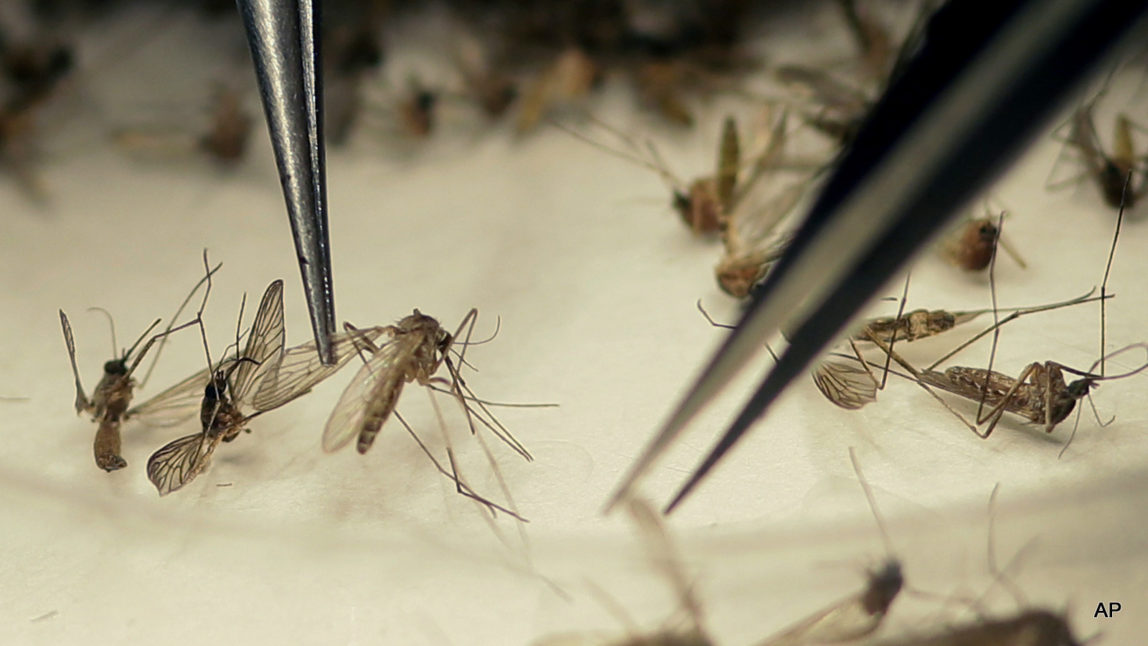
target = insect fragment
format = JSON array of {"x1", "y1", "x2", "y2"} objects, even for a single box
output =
[
  {"x1": 1050, "y1": 96, "x2": 1146, "y2": 209},
  {"x1": 144, "y1": 279, "x2": 383, "y2": 495},
  {"x1": 323, "y1": 309, "x2": 540, "y2": 513},
  {"x1": 59, "y1": 263, "x2": 219, "y2": 471},
  {"x1": 866, "y1": 609, "x2": 1080, "y2": 646}
]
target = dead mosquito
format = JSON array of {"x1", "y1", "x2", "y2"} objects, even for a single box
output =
[
  {"x1": 516, "y1": 47, "x2": 600, "y2": 133},
  {"x1": 532, "y1": 497, "x2": 713, "y2": 646},
  {"x1": 1049, "y1": 96, "x2": 1147, "y2": 208},
  {"x1": 560, "y1": 107, "x2": 789, "y2": 236},
  {"x1": 111, "y1": 84, "x2": 253, "y2": 165},
  {"x1": 866, "y1": 609, "x2": 1081, "y2": 646},
  {"x1": 451, "y1": 27, "x2": 517, "y2": 120},
  {"x1": 324, "y1": 309, "x2": 549, "y2": 518},
  {"x1": 142, "y1": 276, "x2": 384, "y2": 495},
  {"x1": 863, "y1": 190, "x2": 1147, "y2": 450},
  {"x1": 775, "y1": 64, "x2": 872, "y2": 149},
  {"x1": 760, "y1": 448, "x2": 902, "y2": 645},
  {"x1": 58, "y1": 261, "x2": 220, "y2": 471},
  {"x1": 941, "y1": 211, "x2": 1027, "y2": 273},
  {"x1": 813, "y1": 286, "x2": 1106, "y2": 411}
]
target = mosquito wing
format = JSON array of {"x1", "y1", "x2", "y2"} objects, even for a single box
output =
[
  {"x1": 812, "y1": 361, "x2": 878, "y2": 410},
  {"x1": 125, "y1": 365, "x2": 213, "y2": 427},
  {"x1": 146, "y1": 432, "x2": 219, "y2": 496},
  {"x1": 322, "y1": 335, "x2": 409, "y2": 453},
  {"x1": 229, "y1": 279, "x2": 286, "y2": 404},
  {"x1": 756, "y1": 565, "x2": 900, "y2": 646},
  {"x1": 776, "y1": 65, "x2": 869, "y2": 113},
  {"x1": 252, "y1": 325, "x2": 387, "y2": 412}
]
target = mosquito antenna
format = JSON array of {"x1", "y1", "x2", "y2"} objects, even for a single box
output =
[
  {"x1": 975, "y1": 212, "x2": 1006, "y2": 420},
  {"x1": 123, "y1": 317, "x2": 163, "y2": 362},
  {"x1": 1099, "y1": 171, "x2": 1130, "y2": 377},
  {"x1": 450, "y1": 309, "x2": 480, "y2": 371},
  {"x1": 452, "y1": 314, "x2": 501, "y2": 347},
  {"x1": 86, "y1": 306, "x2": 118, "y2": 358}
]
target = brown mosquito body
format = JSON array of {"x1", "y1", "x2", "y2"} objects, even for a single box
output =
[
  {"x1": 915, "y1": 359, "x2": 1109, "y2": 438},
  {"x1": 761, "y1": 449, "x2": 902, "y2": 646},
  {"x1": 869, "y1": 609, "x2": 1079, "y2": 646},
  {"x1": 64, "y1": 325, "x2": 150, "y2": 472},
  {"x1": 199, "y1": 87, "x2": 252, "y2": 164},
  {"x1": 143, "y1": 278, "x2": 384, "y2": 495},
  {"x1": 59, "y1": 264, "x2": 218, "y2": 471},
  {"x1": 942, "y1": 214, "x2": 1026, "y2": 273},
  {"x1": 1056, "y1": 103, "x2": 1145, "y2": 208},
  {"x1": 517, "y1": 47, "x2": 600, "y2": 133},
  {"x1": 324, "y1": 309, "x2": 540, "y2": 514},
  {"x1": 532, "y1": 498, "x2": 714, "y2": 646}
]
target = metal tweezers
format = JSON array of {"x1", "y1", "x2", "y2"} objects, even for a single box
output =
[
  {"x1": 607, "y1": 0, "x2": 1148, "y2": 513},
  {"x1": 236, "y1": 0, "x2": 336, "y2": 364}
]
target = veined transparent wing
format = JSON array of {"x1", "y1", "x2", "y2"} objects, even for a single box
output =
[
  {"x1": 229, "y1": 279, "x2": 286, "y2": 404},
  {"x1": 125, "y1": 365, "x2": 212, "y2": 427},
  {"x1": 812, "y1": 361, "x2": 878, "y2": 410},
  {"x1": 322, "y1": 331, "x2": 410, "y2": 453},
  {"x1": 252, "y1": 325, "x2": 387, "y2": 412},
  {"x1": 146, "y1": 432, "x2": 221, "y2": 496}
]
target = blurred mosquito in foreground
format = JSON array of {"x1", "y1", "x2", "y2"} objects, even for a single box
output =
[
  {"x1": 325, "y1": 309, "x2": 552, "y2": 519},
  {"x1": 759, "y1": 448, "x2": 902, "y2": 646},
  {"x1": 531, "y1": 497, "x2": 713, "y2": 645},
  {"x1": 142, "y1": 272, "x2": 383, "y2": 495},
  {"x1": 59, "y1": 261, "x2": 220, "y2": 471}
]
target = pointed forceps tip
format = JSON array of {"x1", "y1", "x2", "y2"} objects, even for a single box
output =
[{"x1": 237, "y1": 0, "x2": 336, "y2": 364}]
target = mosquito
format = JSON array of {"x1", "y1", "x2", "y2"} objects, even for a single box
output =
[
  {"x1": 58, "y1": 262, "x2": 220, "y2": 471},
  {"x1": 111, "y1": 85, "x2": 253, "y2": 165},
  {"x1": 759, "y1": 449, "x2": 902, "y2": 645},
  {"x1": 941, "y1": 212, "x2": 1026, "y2": 273},
  {"x1": 323, "y1": 309, "x2": 548, "y2": 516},
  {"x1": 142, "y1": 277, "x2": 384, "y2": 495},
  {"x1": 1050, "y1": 96, "x2": 1147, "y2": 209},
  {"x1": 865, "y1": 609, "x2": 1081, "y2": 646},
  {"x1": 559, "y1": 107, "x2": 789, "y2": 236},
  {"x1": 198, "y1": 86, "x2": 252, "y2": 164},
  {"x1": 813, "y1": 287, "x2": 1107, "y2": 411},
  {"x1": 451, "y1": 28, "x2": 517, "y2": 119},
  {"x1": 869, "y1": 189, "x2": 1147, "y2": 450},
  {"x1": 516, "y1": 47, "x2": 600, "y2": 133},
  {"x1": 531, "y1": 497, "x2": 713, "y2": 646},
  {"x1": 775, "y1": 64, "x2": 872, "y2": 149}
]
